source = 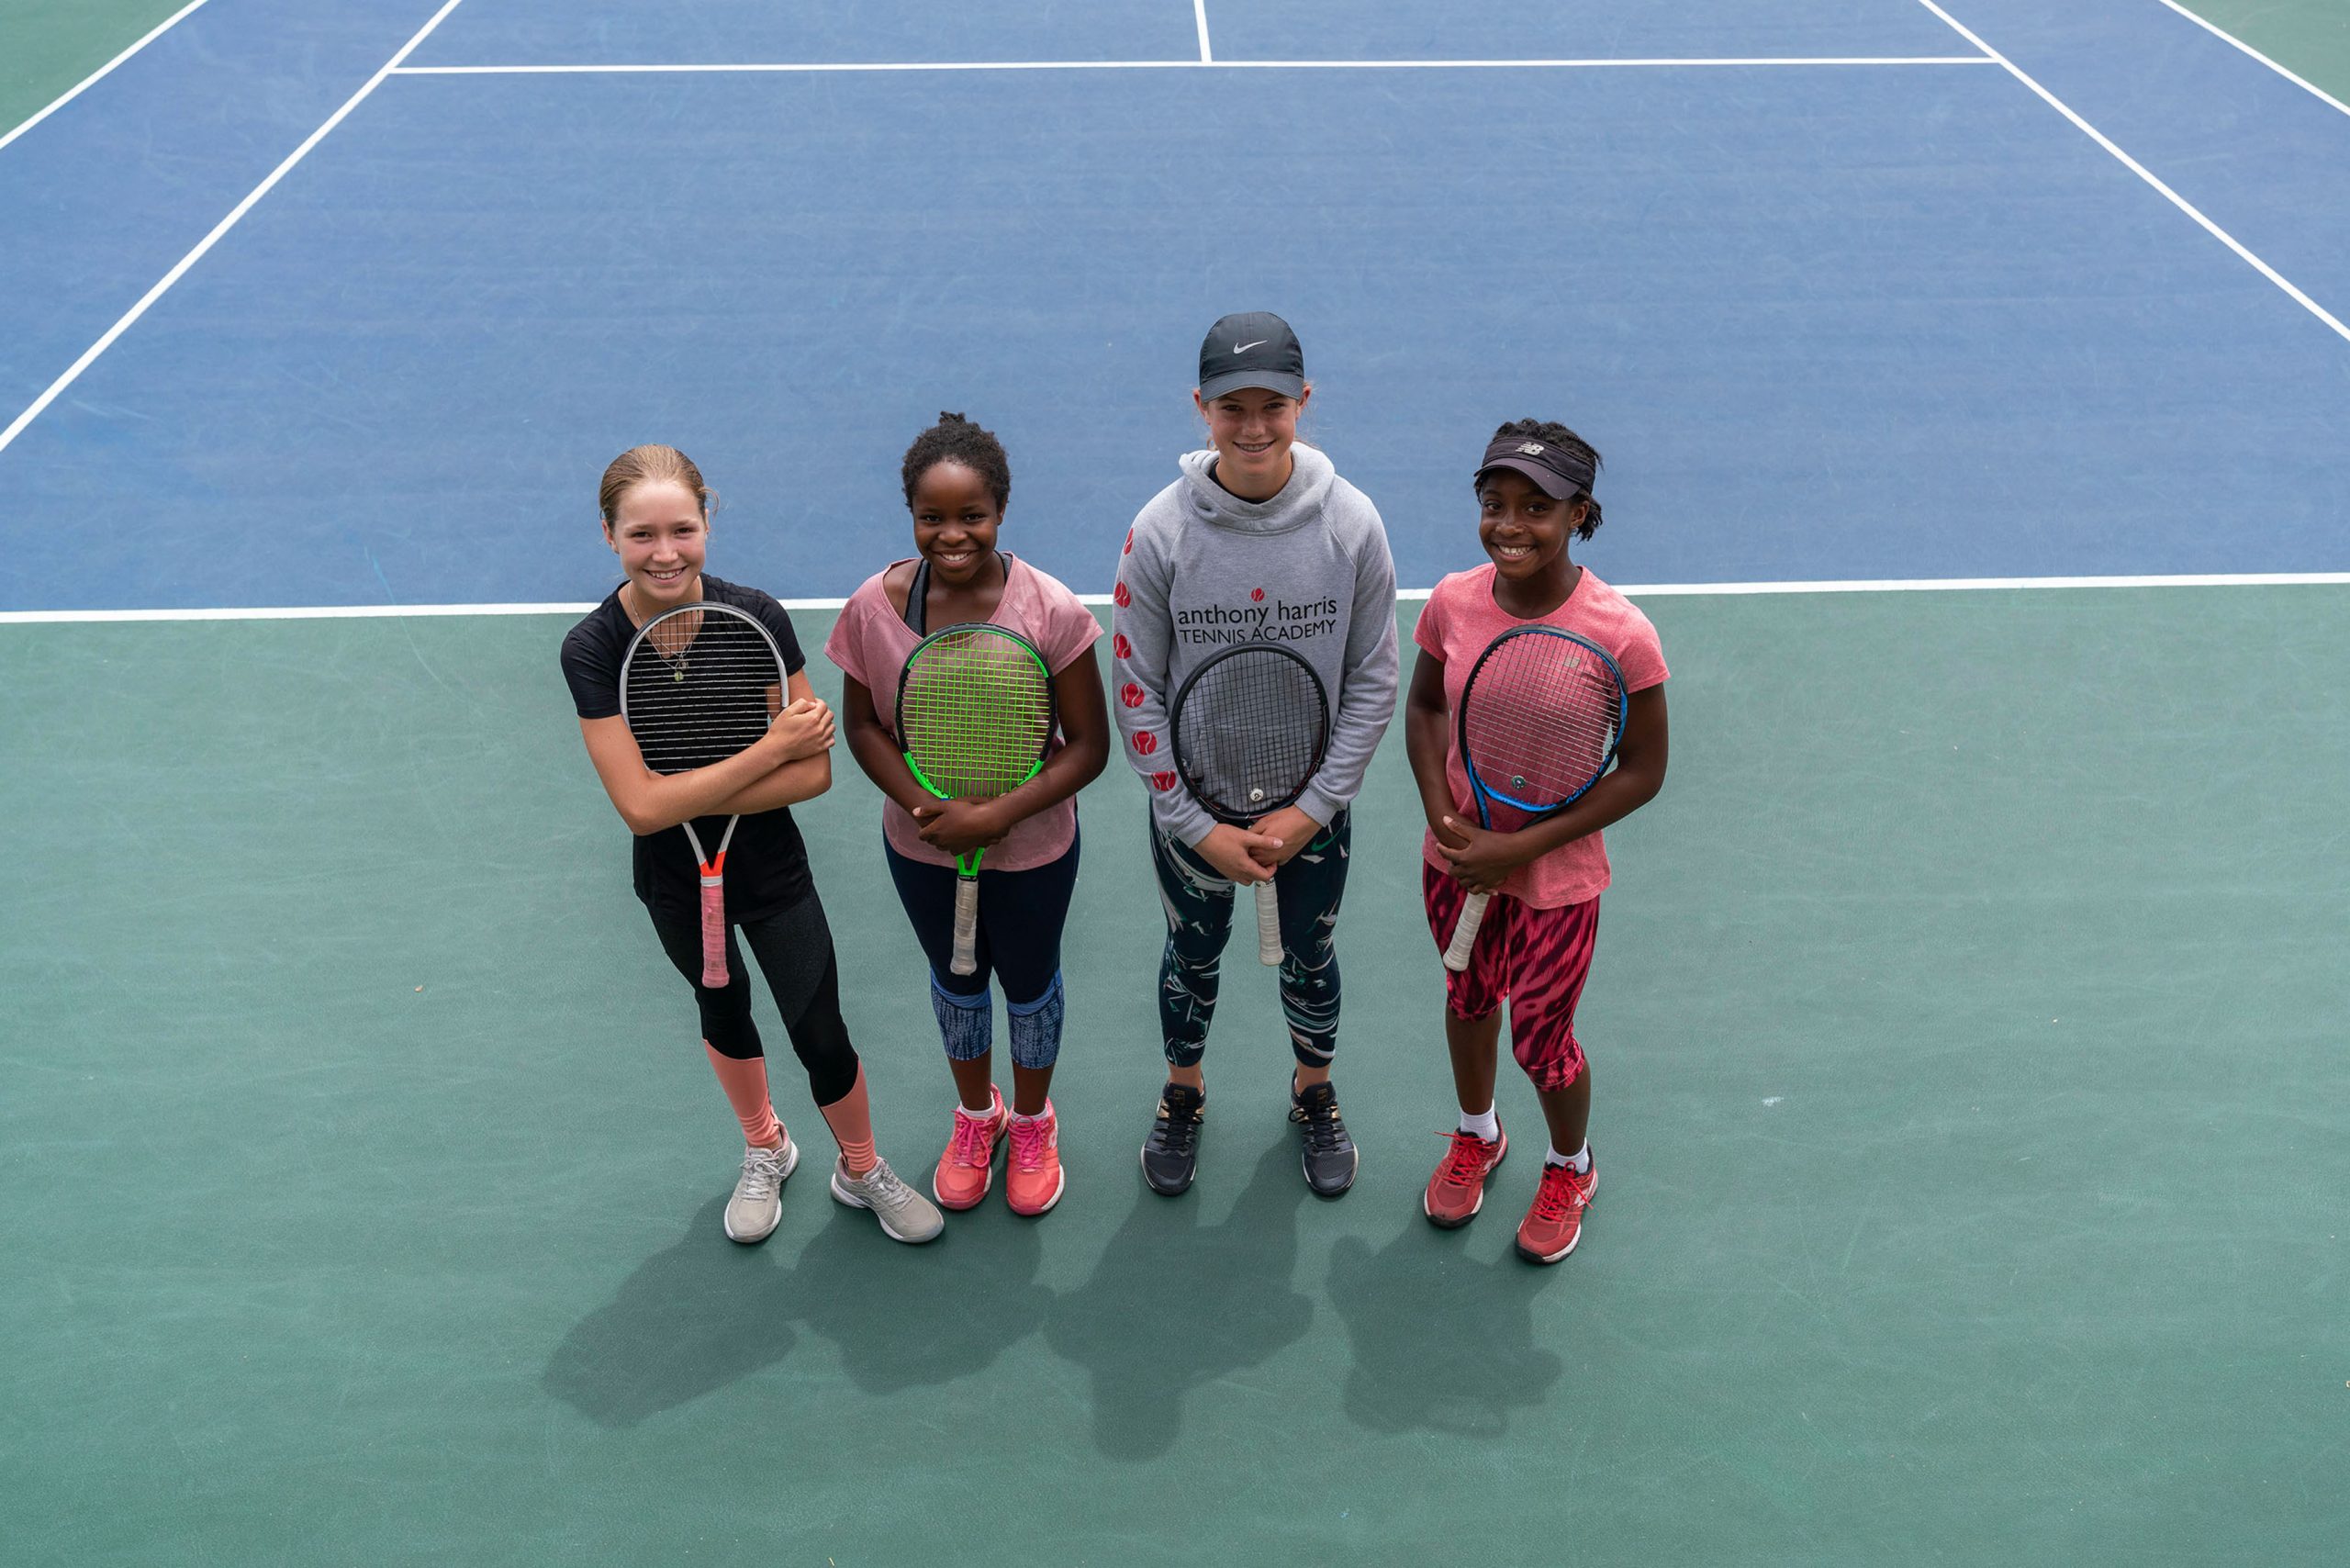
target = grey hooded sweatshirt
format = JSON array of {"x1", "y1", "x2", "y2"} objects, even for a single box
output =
[{"x1": 1110, "y1": 442, "x2": 1399, "y2": 846}]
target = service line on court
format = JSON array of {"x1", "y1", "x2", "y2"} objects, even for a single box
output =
[
  {"x1": 387, "y1": 58, "x2": 1998, "y2": 76},
  {"x1": 0, "y1": 0, "x2": 472, "y2": 460},
  {"x1": 9, "y1": 574, "x2": 2346, "y2": 625},
  {"x1": 1913, "y1": 0, "x2": 2350, "y2": 347},
  {"x1": 0, "y1": 0, "x2": 218, "y2": 155}
]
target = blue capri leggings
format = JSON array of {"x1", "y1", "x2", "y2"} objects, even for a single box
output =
[{"x1": 883, "y1": 826, "x2": 1080, "y2": 1071}]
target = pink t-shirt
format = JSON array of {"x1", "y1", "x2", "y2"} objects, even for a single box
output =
[
  {"x1": 1415, "y1": 565, "x2": 1669, "y2": 908},
  {"x1": 824, "y1": 555, "x2": 1103, "y2": 873}
]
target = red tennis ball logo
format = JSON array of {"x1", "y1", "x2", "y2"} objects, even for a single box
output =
[
  {"x1": 1123, "y1": 529, "x2": 1135, "y2": 555},
  {"x1": 1150, "y1": 770, "x2": 1177, "y2": 792},
  {"x1": 1250, "y1": 588, "x2": 1265, "y2": 603},
  {"x1": 1113, "y1": 633, "x2": 1131, "y2": 659},
  {"x1": 1133, "y1": 732, "x2": 1158, "y2": 756},
  {"x1": 1120, "y1": 682, "x2": 1146, "y2": 708},
  {"x1": 1113, "y1": 581, "x2": 1130, "y2": 608}
]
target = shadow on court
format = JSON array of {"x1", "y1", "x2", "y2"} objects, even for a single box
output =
[
  {"x1": 1045, "y1": 1136, "x2": 1316, "y2": 1461},
  {"x1": 1326, "y1": 1217, "x2": 1566, "y2": 1439}
]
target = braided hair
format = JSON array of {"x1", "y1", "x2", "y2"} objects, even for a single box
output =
[
  {"x1": 901, "y1": 411, "x2": 1012, "y2": 511},
  {"x1": 1491, "y1": 419, "x2": 1603, "y2": 540}
]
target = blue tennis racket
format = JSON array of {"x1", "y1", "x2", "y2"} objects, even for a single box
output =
[{"x1": 1441, "y1": 626, "x2": 1628, "y2": 971}]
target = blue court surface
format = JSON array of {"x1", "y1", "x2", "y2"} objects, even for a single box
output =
[{"x1": 3, "y1": 3, "x2": 2346, "y2": 1565}]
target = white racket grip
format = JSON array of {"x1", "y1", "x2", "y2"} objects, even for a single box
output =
[
  {"x1": 1443, "y1": 890, "x2": 1493, "y2": 972},
  {"x1": 951, "y1": 876, "x2": 980, "y2": 976},
  {"x1": 699, "y1": 872, "x2": 729, "y2": 988},
  {"x1": 1255, "y1": 878, "x2": 1281, "y2": 967}
]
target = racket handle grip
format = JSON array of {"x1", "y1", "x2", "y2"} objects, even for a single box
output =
[
  {"x1": 699, "y1": 872, "x2": 729, "y2": 988},
  {"x1": 1255, "y1": 878, "x2": 1281, "y2": 967},
  {"x1": 1442, "y1": 891, "x2": 1492, "y2": 972},
  {"x1": 951, "y1": 876, "x2": 980, "y2": 976}
]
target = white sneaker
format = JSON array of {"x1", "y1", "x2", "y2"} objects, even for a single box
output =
[
  {"x1": 724, "y1": 1135, "x2": 798, "y2": 1244},
  {"x1": 829, "y1": 1155, "x2": 945, "y2": 1244}
]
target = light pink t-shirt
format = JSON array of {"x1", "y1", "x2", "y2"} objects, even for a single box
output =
[
  {"x1": 1415, "y1": 565, "x2": 1669, "y2": 908},
  {"x1": 824, "y1": 555, "x2": 1103, "y2": 873}
]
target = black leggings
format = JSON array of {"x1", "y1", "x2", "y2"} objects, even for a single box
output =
[{"x1": 648, "y1": 890, "x2": 860, "y2": 1106}]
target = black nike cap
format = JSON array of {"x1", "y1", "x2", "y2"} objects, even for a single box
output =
[{"x1": 1197, "y1": 311, "x2": 1305, "y2": 401}]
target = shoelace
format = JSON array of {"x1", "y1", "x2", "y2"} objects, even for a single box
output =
[
  {"x1": 948, "y1": 1110, "x2": 996, "y2": 1168},
  {"x1": 1296, "y1": 1092, "x2": 1349, "y2": 1153},
  {"x1": 1530, "y1": 1164, "x2": 1586, "y2": 1222},
  {"x1": 859, "y1": 1159, "x2": 913, "y2": 1208},
  {"x1": 739, "y1": 1145, "x2": 786, "y2": 1201},
  {"x1": 1008, "y1": 1116, "x2": 1048, "y2": 1170},
  {"x1": 1435, "y1": 1130, "x2": 1494, "y2": 1185},
  {"x1": 1156, "y1": 1097, "x2": 1203, "y2": 1154}
]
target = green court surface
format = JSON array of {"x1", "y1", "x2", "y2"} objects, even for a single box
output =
[
  {"x1": 0, "y1": 0, "x2": 194, "y2": 133},
  {"x1": 4, "y1": 589, "x2": 2344, "y2": 1564}
]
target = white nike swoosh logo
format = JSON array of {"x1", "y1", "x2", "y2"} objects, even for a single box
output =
[{"x1": 1234, "y1": 340, "x2": 1269, "y2": 353}]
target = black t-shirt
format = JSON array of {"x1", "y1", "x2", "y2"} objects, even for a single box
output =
[{"x1": 560, "y1": 577, "x2": 813, "y2": 924}]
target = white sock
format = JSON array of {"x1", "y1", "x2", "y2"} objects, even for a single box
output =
[
  {"x1": 1458, "y1": 1105, "x2": 1500, "y2": 1142},
  {"x1": 1547, "y1": 1141, "x2": 1591, "y2": 1174},
  {"x1": 957, "y1": 1095, "x2": 1000, "y2": 1122},
  {"x1": 1009, "y1": 1103, "x2": 1049, "y2": 1126}
]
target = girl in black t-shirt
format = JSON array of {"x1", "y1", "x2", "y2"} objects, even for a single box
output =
[{"x1": 559, "y1": 444, "x2": 942, "y2": 1248}]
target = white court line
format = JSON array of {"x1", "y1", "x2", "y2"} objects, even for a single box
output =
[
  {"x1": 0, "y1": 0, "x2": 472, "y2": 460},
  {"x1": 1193, "y1": 0, "x2": 1214, "y2": 65},
  {"x1": 1912, "y1": 0, "x2": 2350, "y2": 347},
  {"x1": 2149, "y1": 0, "x2": 2350, "y2": 121},
  {"x1": 387, "y1": 57, "x2": 1998, "y2": 76},
  {"x1": 7, "y1": 573, "x2": 2344, "y2": 625},
  {"x1": 0, "y1": 0, "x2": 217, "y2": 156}
]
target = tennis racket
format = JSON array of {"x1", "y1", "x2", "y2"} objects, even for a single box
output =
[
  {"x1": 895, "y1": 623, "x2": 1058, "y2": 976},
  {"x1": 1169, "y1": 644, "x2": 1331, "y2": 967},
  {"x1": 619, "y1": 602, "x2": 789, "y2": 988},
  {"x1": 1441, "y1": 626, "x2": 1628, "y2": 971}
]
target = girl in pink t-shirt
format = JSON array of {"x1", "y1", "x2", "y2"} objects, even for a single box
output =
[
  {"x1": 826, "y1": 413, "x2": 1109, "y2": 1218},
  {"x1": 1403, "y1": 419, "x2": 1671, "y2": 1265}
]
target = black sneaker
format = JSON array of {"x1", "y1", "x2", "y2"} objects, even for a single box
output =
[
  {"x1": 1289, "y1": 1081, "x2": 1358, "y2": 1197},
  {"x1": 1141, "y1": 1082, "x2": 1205, "y2": 1195}
]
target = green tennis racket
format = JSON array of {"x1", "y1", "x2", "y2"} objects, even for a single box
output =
[{"x1": 895, "y1": 622, "x2": 1058, "y2": 974}]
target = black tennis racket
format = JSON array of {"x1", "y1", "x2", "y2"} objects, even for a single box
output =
[
  {"x1": 1441, "y1": 626, "x2": 1628, "y2": 971},
  {"x1": 894, "y1": 623, "x2": 1058, "y2": 976},
  {"x1": 1169, "y1": 643, "x2": 1331, "y2": 967},
  {"x1": 619, "y1": 602, "x2": 788, "y2": 988}
]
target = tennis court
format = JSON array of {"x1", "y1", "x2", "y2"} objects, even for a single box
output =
[{"x1": 4, "y1": 2, "x2": 2345, "y2": 1562}]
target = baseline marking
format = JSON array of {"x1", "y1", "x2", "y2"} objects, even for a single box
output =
[
  {"x1": 0, "y1": 0, "x2": 473, "y2": 460},
  {"x1": 1194, "y1": 1, "x2": 1213, "y2": 65},
  {"x1": 0, "y1": 0, "x2": 217, "y2": 155},
  {"x1": 9, "y1": 575, "x2": 2345, "y2": 625},
  {"x1": 2149, "y1": 0, "x2": 2350, "y2": 121},
  {"x1": 1912, "y1": 0, "x2": 2350, "y2": 346},
  {"x1": 387, "y1": 58, "x2": 1998, "y2": 76}
]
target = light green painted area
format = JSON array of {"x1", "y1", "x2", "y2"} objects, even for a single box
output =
[
  {"x1": 0, "y1": 0, "x2": 197, "y2": 137},
  {"x1": 2180, "y1": 0, "x2": 2350, "y2": 100},
  {"x1": 3, "y1": 589, "x2": 2344, "y2": 1564}
]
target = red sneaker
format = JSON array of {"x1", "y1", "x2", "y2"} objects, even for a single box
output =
[
  {"x1": 1516, "y1": 1156, "x2": 1596, "y2": 1264},
  {"x1": 931, "y1": 1088, "x2": 1005, "y2": 1211},
  {"x1": 1423, "y1": 1125, "x2": 1507, "y2": 1228}
]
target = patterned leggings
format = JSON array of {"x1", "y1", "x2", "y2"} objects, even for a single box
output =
[{"x1": 1150, "y1": 810, "x2": 1351, "y2": 1070}]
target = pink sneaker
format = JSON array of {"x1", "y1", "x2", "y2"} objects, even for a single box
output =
[
  {"x1": 932, "y1": 1087, "x2": 1005, "y2": 1211},
  {"x1": 1004, "y1": 1101, "x2": 1065, "y2": 1217}
]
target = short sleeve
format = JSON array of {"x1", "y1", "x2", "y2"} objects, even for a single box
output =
[
  {"x1": 822, "y1": 580, "x2": 880, "y2": 689},
  {"x1": 744, "y1": 590, "x2": 806, "y2": 676},
  {"x1": 1412, "y1": 577, "x2": 1450, "y2": 658},
  {"x1": 559, "y1": 619, "x2": 622, "y2": 719},
  {"x1": 1034, "y1": 577, "x2": 1104, "y2": 676},
  {"x1": 1613, "y1": 603, "x2": 1669, "y2": 693}
]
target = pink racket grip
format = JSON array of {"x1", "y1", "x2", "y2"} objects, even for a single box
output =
[
  {"x1": 699, "y1": 871, "x2": 729, "y2": 988},
  {"x1": 1254, "y1": 879, "x2": 1281, "y2": 967},
  {"x1": 1442, "y1": 890, "x2": 1492, "y2": 972}
]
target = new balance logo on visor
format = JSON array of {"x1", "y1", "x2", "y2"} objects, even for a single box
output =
[{"x1": 1519, "y1": 442, "x2": 1545, "y2": 456}]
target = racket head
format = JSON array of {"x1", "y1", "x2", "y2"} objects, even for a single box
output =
[
  {"x1": 1456, "y1": 626, "x2": 1628, "y2": 824},
  {"x1": 1169, "y1": 643, "x2": 1331, "y2": 823},
  {"x1": 893, "y1": 622, "x2": 1057, "y2": 801},
  {"x1": 619, "y1": 602, "x2": 789, "y2": 775}
]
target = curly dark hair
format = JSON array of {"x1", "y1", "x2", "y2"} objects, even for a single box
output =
[
  {"x1": 901, "y1": 410, "x2": 1012, "y2": 511},
  {"x1": 1489, "y1": 418, "x2": 1604, "y2": 540}
]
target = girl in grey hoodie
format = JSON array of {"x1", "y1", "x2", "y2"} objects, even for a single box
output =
[{"x1": 1108, "y1": 312, "x2": 1399, "y2": 1199}]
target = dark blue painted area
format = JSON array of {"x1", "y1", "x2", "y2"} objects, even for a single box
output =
[
  {"x1": 411, "y1": 0, "x2": 1197, "y2": 67},
  {"x1": 5, "y1": 57, "x2": 2347, "y2": 612},
  {"x1": 0, "y1": 0, "x2": 451, "y2": 426},
  {"x1": 1208, "y1": 0, "x2": 1965, "y2": 61},
  {"x1": 1933, "y1": 0, "x2": 2350, "y2": 336}
]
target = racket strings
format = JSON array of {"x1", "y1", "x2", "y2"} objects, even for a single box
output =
[
  {"x1": 1174, "y1": 651, "x2": 1326, "y2": 819},
  {"x1": 1461, "y1": 639, "x2": 1623, "y2": 811},
  {"x1": 899, "y1": 630, "x2": 1054, "y2": 799},
  {"x1": 623, "y1": 615, "x2": 784, "y2": 775}
]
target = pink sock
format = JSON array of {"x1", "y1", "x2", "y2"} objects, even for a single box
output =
[
  {"x1": 703, "y1": 1045, "x2": 783, "y2": 1148},
  {"x1": 820, "y1": 1064, "x2": 877, "y2": 1176}
]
